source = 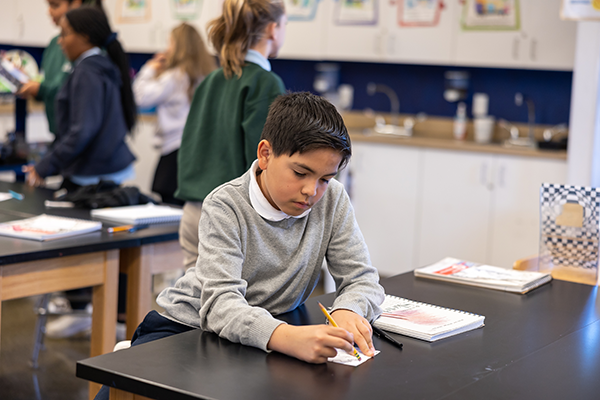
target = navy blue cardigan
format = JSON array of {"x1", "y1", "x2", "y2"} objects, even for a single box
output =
[{"x1": 36, "y1": 54, "x2": 135, "y2": 178}]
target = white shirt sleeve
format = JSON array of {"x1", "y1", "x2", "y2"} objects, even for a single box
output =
[{"x1": 133, "y1": 64, "x2": 181, "y2": 108}]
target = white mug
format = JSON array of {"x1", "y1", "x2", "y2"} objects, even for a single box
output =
[{"x1": 474, "y1": 116, "x2": 495, "y2": 144}]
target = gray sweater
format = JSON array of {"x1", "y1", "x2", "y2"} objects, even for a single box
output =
[{"x1": 157, "y1": 169, "x2": 385, "y2": 351}]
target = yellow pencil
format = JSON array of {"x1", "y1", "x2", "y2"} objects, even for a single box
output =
[
  {"x1": 107, "y1": 224, "x2": 135, "y2": 233},
  {"x1": 318, "y1": 302, "x2": 361, "y2": 361}
]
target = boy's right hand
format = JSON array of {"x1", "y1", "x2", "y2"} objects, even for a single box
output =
[{"x1": 267, "y1": 324, "x2": 356, "y2": 364}]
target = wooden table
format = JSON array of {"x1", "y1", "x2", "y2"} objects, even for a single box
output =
[
  {"x1": 77, "y1": 272, "x2": 600, "y2": 400},
  {"x1": 0, "y1": 182, "x2": 181, "y2": 398}
]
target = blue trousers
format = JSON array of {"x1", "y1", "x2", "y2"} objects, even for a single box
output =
[{"x1": 94, "y1": 310, "x2": 194, "y2": 400}]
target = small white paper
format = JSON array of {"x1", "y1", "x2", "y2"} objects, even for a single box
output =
[
  {"x1": 328, "y1": 348, "x2": 380, "y2": 367},
  {"x1": 0, "y1": 193, "x2": 13, "y2": 202}
]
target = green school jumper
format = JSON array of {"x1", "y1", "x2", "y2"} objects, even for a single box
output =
[
  {"x1": 176, "y1": 62, "x2": 285, "y2": 202},
  {"x1": 36, "y1": 36, "x2": 71, "y2": 134}
]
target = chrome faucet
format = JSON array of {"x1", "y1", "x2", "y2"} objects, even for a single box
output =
[
  {"x1": 367, "y1": 83, "x2": 400, "y2": 127},
  {"x1": 514, "y1": 92, "x2": 536, "y2": 147},
  {"x1": 497, "y1": 119, "x2": 520, "y2": 140}
]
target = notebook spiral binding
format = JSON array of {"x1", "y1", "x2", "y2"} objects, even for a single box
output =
[{"x1": 381, "y1": 295, "x2": 482, "y2": 318}]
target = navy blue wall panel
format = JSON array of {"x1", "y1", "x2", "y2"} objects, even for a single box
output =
[{"x1": 1, "y1": 44, "x2": 572, "y2": 126}]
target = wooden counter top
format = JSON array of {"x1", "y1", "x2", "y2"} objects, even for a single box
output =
[
  {"x1": 0, "y1": 104, "x2": 568, "y2": 160},
  {"x1": 344, "y1": 112, "x2": 567, "y2": 160}
]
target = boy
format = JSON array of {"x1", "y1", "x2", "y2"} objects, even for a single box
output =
[{"x1": 137, "y1": 92, "x2": 383, "y2": 363}]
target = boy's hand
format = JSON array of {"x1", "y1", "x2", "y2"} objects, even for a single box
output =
[
  {"x1": 331, "y1": 309, "x2": 375, "y2": 357},
  {"x1": 267, "y1": 324, "x2": 356, "y2": 364}
]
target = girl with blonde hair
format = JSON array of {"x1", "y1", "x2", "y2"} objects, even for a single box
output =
[
  {"x1": 176, "y1": 0, "x2": 287, "y2": 270},
  {"x1": 133, "y1": 22, "x2": 216, "y2": 205}
]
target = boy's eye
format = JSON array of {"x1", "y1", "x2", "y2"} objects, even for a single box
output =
[
  {"x1": 321, "y1": 178, "x2": 330, "y2": 184},
  {"x1": 294, "y1": 171, "x2": 305, "y2": 177}
]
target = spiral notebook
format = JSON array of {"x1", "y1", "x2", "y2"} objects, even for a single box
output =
[
  {"x1": 373, "y1": 295, "x2": 485, "y2": 342},
  {"x1": 90, "y1": 204, "x2": 183, "y2": 225},
  {"x1": 0, "y1": 214, "x2": 101, "y2": 241},
  {"x1": 414, "y1": 257, "x2": 552, "y2": 294}
]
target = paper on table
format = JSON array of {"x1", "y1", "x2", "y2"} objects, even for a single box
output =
[
  {"x1": 0, "y1": 193, "x2": 13, "y2": 202},
  {"x1": 328, "y1": 348, "x2": 380, "y2": 367}
]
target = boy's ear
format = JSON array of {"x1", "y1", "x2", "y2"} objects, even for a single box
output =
[{"x1": 257, "y1": 140, "x2": 272, "y2": 170}]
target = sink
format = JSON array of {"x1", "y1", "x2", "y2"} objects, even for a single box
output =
[
  {"x1": 503, "y1": 137, "x2": 537, "y2": 149},
  {"x1": 368, "y1": 124, "x2": 412, "y2": 137}
]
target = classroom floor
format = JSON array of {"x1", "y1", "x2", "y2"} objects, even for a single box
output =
[
  {"x1": 0, "y1": 296, "x2": 90, "y2": 400},
  {"x1": 0, "y1": 278, "x2": 327, "y2": 400}
]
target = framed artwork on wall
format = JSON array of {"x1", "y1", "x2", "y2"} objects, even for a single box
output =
[
  {"x1": 461, "y1": 0, "x2": 520, "y2": 31},
  {"x1": 116, "y1": 0, "x2": 152, "y2": 24},
  {"x1": 561, "y1": 0, "x2": 600, "y2": 20}
]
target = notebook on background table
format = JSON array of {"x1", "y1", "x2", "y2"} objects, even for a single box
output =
[
  {"x1": 0, "y1": 214, "x2": 102, "y2": 241},
  {"x1": 90, "y1": 204, "x2": 183, "y2": 225}
]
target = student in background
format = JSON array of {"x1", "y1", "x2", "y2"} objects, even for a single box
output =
[
  {"x1": 94, "y1": 92, "x2": 384, "y2": 400},
  {"x1": 176, "y1": 0, "x2": 287, "y2": 270},
  {"x1": 18, "y1": 0, "x2": 104, "y2": 138},
  {"x1": 23, "y1": 5, "x2": 136, "y2": 339},
  {"x1": 133, "y1": 23, "x2": 216, "y2": 205},
  {"x1": 24, "y1": 5, "x2": 137, "y2": 191}
]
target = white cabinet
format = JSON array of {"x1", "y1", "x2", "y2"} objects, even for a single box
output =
[
  {"x1": 279, "y1": 0, "x2": 328, "y2": 60},
  {"x1": 350, "y1": 142, "x2": 421, "y2": 277},
  {"x1": 103, "y1": 0, "x2": 221, "y2": 53},
  {"x1": 0, "y1": 0, "x2": 577, "y2": 70},
  {"x1": 488, "y1": 155, "x2": 567, "y2": 268},
  {"x1": 385, "y1": 0, "x2": 457, "y2": 65},
  {"x1": 417, "y1": 149, "x2": 494, "y2": 267},
  {"x1": 350, "y1": 143, "x2": 568, "y2": 276},
  {"x1": 322, "y1": 0, "x2": 392, "y2": 62},
  {"x1": 416, "y1": 148, "x2": 567, "y2": 269},
  {"x1": 0, "y1": 0, "x2": 18, "y2": 45},
  {"x1": 453, "y1": 0, "x2": 576, "y2": 70}
]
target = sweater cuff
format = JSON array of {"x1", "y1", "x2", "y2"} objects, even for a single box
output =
[{"x1": 248, "y1": 315, "x2": 286, "y2": 352}]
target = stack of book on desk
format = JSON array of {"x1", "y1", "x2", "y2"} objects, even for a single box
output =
[{"x1": 414, "y1": 257, "x2": 552, "y2": 294}]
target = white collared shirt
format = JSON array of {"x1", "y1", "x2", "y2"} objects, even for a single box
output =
[
  {"x1": 73, "y1": 47, "x2": 102, "y2": 68},
  {"x1": 248, "y1": 160, "x2": 311, "y2": 221},
  {"x1": 245, "y1": 49, "x2": 271, "y2": 71}
]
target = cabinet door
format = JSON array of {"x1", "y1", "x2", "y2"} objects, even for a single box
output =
[
  {"x1": 323, "y1": 0, "x2": 393, "y2": 62},
  {"x1": 417, "y1": 149, "x2": 493, "y2": 267},
  {"x1": 523, "y1": 0, "x2": 576, "y2": 70},
  {"x1": 278, "y1": 0, "x2": 328, "y2": 60},
  {"x1": 0, "y1": 0, "x2": 18, "y2": 45},
  {"x1": 14, "y1": 0, "x2": 58, "y2": 47},
  {"x1": 350, "y1": 142, "x2": 421, "y2": 277},
  {"x1": 453, "y1": 0, "x2": 575, "y2": 70},
  {"x1": 104, "y1": 0, "x2": 191, "y2": 53},
  {"x1": 453, "y1": 1, "x2": 530, "y2": 69},
  {"x1": 386, "y1": 0, "x2": 457, "y2": 65},
  {"x1": 488, "y1": 155, "x2": 567, "y2": 269}
]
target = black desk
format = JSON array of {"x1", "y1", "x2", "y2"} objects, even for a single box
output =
[
  {"x1": 0, "y1": 182, "x2": 181, "y2": 398},
  {"x1": 76, "y1": 272, "x2": 600, "y2": 400}
]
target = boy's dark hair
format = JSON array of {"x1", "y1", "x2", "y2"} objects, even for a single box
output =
[{"x1": 261, "y1": 92, "x2": 352, "y2": 169}]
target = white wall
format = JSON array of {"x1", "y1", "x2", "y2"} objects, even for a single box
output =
[{"x1": 567, "y1": 22, "x2": 600, "y2": 187}]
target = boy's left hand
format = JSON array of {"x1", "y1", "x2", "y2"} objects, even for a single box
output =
[{"x1": 331, "y1": 309, "x2": 375, "y2": 357}]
